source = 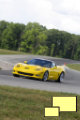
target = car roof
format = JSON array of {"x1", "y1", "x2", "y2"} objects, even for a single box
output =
[{"x1": 34, "y1": 58, "x2": 55, "y2": 63}]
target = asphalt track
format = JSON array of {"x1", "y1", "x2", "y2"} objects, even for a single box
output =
[{"x1": 0, "y1": 55, "x2": 80, "y2": 94}]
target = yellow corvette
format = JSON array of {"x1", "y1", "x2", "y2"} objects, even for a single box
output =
[{"x1": 13, "y1": 58, "x2": 65, "y2": 82}]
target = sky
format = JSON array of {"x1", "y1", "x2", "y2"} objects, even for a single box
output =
[{"x1": 0, "y1": 0, "x2": 80, "y2": 34}]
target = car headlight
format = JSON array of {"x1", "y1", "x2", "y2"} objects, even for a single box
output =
[{"x1": 16, "y1": 64, "x2": 20, "y2": 67}]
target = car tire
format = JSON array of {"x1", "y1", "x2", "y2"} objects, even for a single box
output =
[
  {"x1": 42, "y1": 71, "x2": 49, "y2": 82},
  {"x1": 57, "y1": 72, "x2": 64, "y2": 82},
  {"x1": 13, "y1": 74, "x2": 19, "y2": 77}
]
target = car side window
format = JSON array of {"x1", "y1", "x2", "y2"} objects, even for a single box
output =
[{"x1": 51, "y1": 62, "x2": 56, "y2": 68}]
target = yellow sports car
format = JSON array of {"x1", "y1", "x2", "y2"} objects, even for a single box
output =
[{"x1": 13, "y1": 58, "x2": 65, "y2": 82}]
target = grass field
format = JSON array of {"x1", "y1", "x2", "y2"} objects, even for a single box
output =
[
  {"x1": 67, "y1": 64, "x2": 80, "y2": 71},
  {"x1": 0, "y1": 49, "x2": 27, "y2": 55},
  {"x1": 0, "y1": 86, "x2": 79, "y2": 120}
]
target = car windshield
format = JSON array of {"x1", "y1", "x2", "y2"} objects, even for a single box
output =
[{"x1": 27, "y1": 59, "x2": 52, "y2": 68}]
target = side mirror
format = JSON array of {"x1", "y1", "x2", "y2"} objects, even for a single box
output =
[
  {"x1": 24, "y1": 61, "x2": 27, "y2": 64},
  {"x1": 51, "y1": 63, "x2": 57, "y2": 68}
]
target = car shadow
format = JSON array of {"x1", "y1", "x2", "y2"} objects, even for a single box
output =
[{"x1": 20, "y1": 76, "x2": 63, "y2": 83}]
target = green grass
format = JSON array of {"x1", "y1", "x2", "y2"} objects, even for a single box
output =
[
  {"x1": 0, "y1": 86, "x2": 79, "y2": 120},
  {"x1": 0, "y1": 49, "x2": 27, "y2": 55},
  {"x1": 67, "y1": 64, "x2": 80, "y2": 71}
]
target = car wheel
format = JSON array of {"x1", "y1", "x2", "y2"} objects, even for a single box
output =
[
  {"x1": 58, "y1": 72, "x2": 64, "y2": 82},
  {"x1": 42, "y1": 71, "x2": 49, "y2": 82},
  {"x1": 13, "y1": 74, "x2": 19, "y2": 77}
]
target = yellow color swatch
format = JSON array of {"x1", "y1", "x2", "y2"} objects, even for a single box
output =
[
  {"x1": 53, "y1": 97, "x2": 77, "y2": 112},
  {"x1": 45, "y1": 107, "x2": 59, "y2": 117}
]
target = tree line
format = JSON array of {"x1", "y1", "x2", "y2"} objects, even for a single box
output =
[{"x1": 0, "y1": 20, "x2": 80, "y2": 60}]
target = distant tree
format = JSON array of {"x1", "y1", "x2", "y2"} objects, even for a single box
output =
[
  {"x1": 46, "y1": 29, "x2": 66, "y2": 57},
  {"x1": 63, "y1": 33, "x2": 79, "y2": 59},
  {"x1": 0, "y1": 20, "x2": 9, "y2": 47},
  {"x1": 0, "y1": 20, "x2": 80, "y2": 60},
  {"x1": 24, "y1": 22, "x2": 46, "y2": 32},
  {"x1": 1, "y1": 22, "x2": 25, "y2": 50},
  {"x1": 50, "y1": 44, "x2": 55, "y2": 56},
  {"x1": 74, "y1": 35, "x2": 80, "y2": 60},
  {"x1": 20, "y1": 22, "x2": 48, "y2": 55}
]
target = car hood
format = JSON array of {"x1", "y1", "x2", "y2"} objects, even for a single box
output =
[{"x1": 16, "y1": 63, "x2": 43, "y2": 70}]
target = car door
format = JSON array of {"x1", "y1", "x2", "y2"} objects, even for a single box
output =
[{"x1": 49, "y1": 63, "x2": 59, "y2": 80}]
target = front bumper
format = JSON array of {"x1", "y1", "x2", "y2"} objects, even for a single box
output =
[{"x1": 13, "y1": 69, "x2": 44, "y2": 79}]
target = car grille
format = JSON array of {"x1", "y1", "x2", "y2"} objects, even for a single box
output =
[{"x1": 18, "y1": 71, "x2": 33, "y2": 76}]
